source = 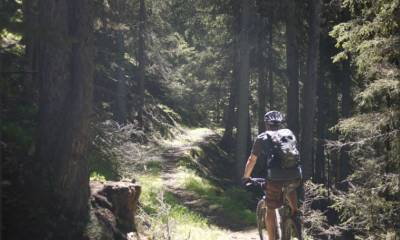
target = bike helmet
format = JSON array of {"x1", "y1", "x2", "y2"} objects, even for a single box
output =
[{"x1": 264, "y1": 110, "x2": 284, "y2": 124}]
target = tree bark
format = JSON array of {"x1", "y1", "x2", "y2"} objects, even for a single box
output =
[
  {"x1": 286, "y1": 0, "x2": 299, "y2": 135},
  {"x1": 36, "y1": 0, "x2": 93, "y2": 238},
  {"x1": 301, "y1": 0, "x2": 321, "y2": 179},
  {"x1": 236, "y1": 0, "x2": 251, "y2": 180},
  {"x1": 137, "y1": 0, "x2": 146, "y2": 127}
]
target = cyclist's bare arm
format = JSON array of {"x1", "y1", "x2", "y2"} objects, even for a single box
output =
[{"x1": 243, "y1": 153, "x2": 258, "y2": 178}]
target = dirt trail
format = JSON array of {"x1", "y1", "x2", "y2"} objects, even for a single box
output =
[{"x1": 159, "y1": 128, "x2": 260, "y2": 240}]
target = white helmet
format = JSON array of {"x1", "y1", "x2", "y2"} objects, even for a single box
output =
[{"x1": 264, "y1": 111, "x2": 284, "y2": 124}]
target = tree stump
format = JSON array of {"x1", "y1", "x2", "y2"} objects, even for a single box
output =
[{"x1": 85, "y1": 181, "x2": 141, "y2": 240}]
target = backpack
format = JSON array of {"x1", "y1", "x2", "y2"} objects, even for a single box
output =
[{"x1": 265, "y1": 129, "x2": 300, "y2": 169}]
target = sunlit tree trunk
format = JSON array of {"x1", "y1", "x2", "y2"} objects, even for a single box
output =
[
  {"x1": 236, "y1": 0, "x2": 251, "y2": 180},
  {"x1": 286, "y1": 0, "x2": 299, "y2": 135},
  {"x1": 137, "y1": 0, "x2": 146, "y2": 127},
  {"x1": 36, "y1": 0, "x2": 93, "y2": 238},
  {"x1": 301, "y1": 0, "x2": 321, "y2": 179}
]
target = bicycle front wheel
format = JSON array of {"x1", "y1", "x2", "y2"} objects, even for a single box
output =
[{"x1": 256, "y1": 198, "x2": 267, "y2": 240}]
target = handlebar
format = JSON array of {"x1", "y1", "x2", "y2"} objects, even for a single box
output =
[{"x1": 245, "y1": 177, "x2": 266, "y2": 189}]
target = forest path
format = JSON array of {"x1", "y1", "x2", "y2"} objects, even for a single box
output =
[{"x1": 158, "y1": 127, "x2": 260, "y2": 240}]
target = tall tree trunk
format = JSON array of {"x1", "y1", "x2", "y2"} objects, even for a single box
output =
[
  {"x1": 286, "y1": 0, "x2": 299, "y2": 135},
  {"x1": 315, "y1": 33, "x2": 331, "y2": 183},
  {"x1": 256, "y1": 7, "x2": 267, "y2": 134},
  {"x1": 116, "y1": 30, "x2": 127, "y2": 122},
  {"x1": 36, "y1": 0, "x2": 93, "y2": 238},
  {"x1": 339, "y1": 60, "x2": 352, "y2": 183},
  {"x1": 267, "y1": 12, "x2": 274, "y2": 110},
  {"x1": 137, "y1": 0, "x2": 146, "y2": 127},
  {"x1": 328, "y1": 68, "x2": 339, "y2": 186},
  {"x1": 22, "y1": 0, "x2": 38, "y2": 102},
  {"x1": 301, "y1": 0, "x2": 321, "y2": 179},
  {"x1": 221, "y1": 0, "x2": 240, "y2": 147},
  {"x1": 315, "y1": 69, "x2": 328, "y2": 183},
  {"x1": 215, "y1": 80, "x2": 223, "y2": 123},
  {"x1": 236, "y1": 0, "x2": 251, "y2": 180}
]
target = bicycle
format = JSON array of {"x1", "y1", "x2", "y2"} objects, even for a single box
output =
[{"x1": 247, "y1": 178, "x2": 302, "y2": 240}]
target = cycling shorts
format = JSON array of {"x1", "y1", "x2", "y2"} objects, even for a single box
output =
[{"x1": 265, "y1": 179, "x2": 300, "y2": 209}]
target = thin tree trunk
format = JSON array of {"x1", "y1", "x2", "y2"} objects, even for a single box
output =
[
  {"x1": 330, "y1": 72, "x2": 340, "y2": 186},
  {"x1": 315, "y1": 33, "x2": 331, "y2": 183},
  {"x1": 36, "y1": 0, "x2": 93, "y2": 238},
  {"x1": 339, "y1": 60, "x2": 352, "y2": 183},
  {"x1": 137, "y1": 0, "x2": 146, "y2": 127},
  {"x1": 267, "y1": 12, "x2": 274, "y2": 110},
  {"x1": 215, "y1": 80, "x2": 223, "y2": 123},
  {"x1": 221, "y1": 0, "x2": 240, "y2": 147},
  {"x1": 116, "y1": 30, "x2": 127, "y2": 122},
  {"x1": 256, "y1": 8, "x2": 267, "y2": 134},
  {"x1": 286, "y1": 0, "x2": 299, "y2": 135},
  {"x1": 315, "y1": 70, "x2": 327, "y2": 183},
  {"x1": 236, "y1": 0, "x2": 251, "y2": 180},
  {"x1": 301, "y1": 0, "x2": 321, "y2": 179},
  {"x1": 0, "y1": 44, "x2": 3, "y2": 240}
]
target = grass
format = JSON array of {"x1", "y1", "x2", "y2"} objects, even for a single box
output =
[
  {"x1": 136, "y1": 172, "x2": 229, "y2": 239},
  {"x1": 176, "y1": 168, "x2": 256, "y2": 226}
]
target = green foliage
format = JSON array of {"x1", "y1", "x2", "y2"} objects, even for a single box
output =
[
  {"x1": 89, "y1": 172, "x2": 107, "y2": 182},
  {"x1": 330, "y1": 1, "x2": 400, "y2": 237}
]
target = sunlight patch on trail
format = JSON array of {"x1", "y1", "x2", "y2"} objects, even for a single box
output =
[{"x1": 159, "y1": 127, "x2": 214, "y2": 148}]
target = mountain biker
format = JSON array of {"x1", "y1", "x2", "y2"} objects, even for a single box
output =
[{"x1": 242, "y1": 110, "x2": 302, "y2": 240}]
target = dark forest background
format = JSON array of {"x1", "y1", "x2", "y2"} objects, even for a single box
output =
[{"x1": 1, "y1": 0, "x2": 399, "y2": 239}]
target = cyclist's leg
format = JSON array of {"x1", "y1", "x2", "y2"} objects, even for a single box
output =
[
  {"x1": 285, "y1": 180, "x2": 301, "y2": 216},
  {"x1": 286, "y1": 190, "x2": 298, "y2": 216}
]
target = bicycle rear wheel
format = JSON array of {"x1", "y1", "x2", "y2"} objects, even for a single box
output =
[
  {"x1": 281, "y1": 217, "x2": 302, "y2": 240},
  {"x1": 256, "y1": 198, "x2": 267, "y2": 240}
]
